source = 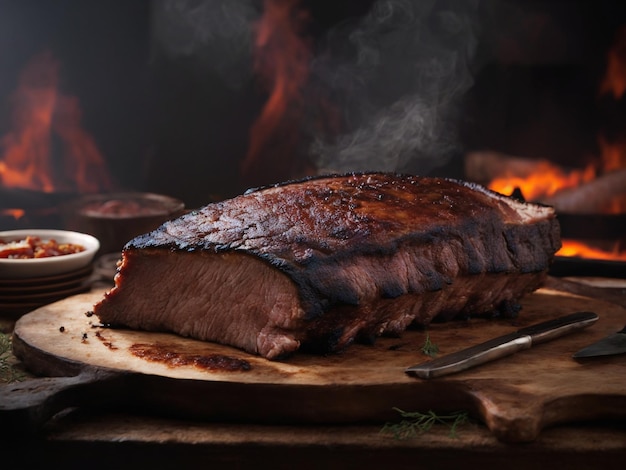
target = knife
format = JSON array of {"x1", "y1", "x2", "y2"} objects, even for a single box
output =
[
  {"x1": 572, "y1": 325, "x2": 626, "y2": 358},
  {"x1": 406, "y1": 311, "x2": 598, "y2": 379}
]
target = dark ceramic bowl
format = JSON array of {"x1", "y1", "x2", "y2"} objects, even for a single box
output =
[{"x1": 64, "y1": 192, "x2": 185, "y2": 254}]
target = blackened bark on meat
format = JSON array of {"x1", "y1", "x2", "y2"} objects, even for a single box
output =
[{"x1": 94, "y1": 173, "x2": 561, "y2": 360}]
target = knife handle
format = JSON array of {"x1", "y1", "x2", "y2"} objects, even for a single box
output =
[{"x1": 518, "y1": 311, "x2": 598, "y2": 345}]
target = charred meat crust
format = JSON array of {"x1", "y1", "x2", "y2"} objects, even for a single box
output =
[
  {"x1": 95, "y1": 172, "x2": 560, "y2": 359},
  {"x1": 126, "y1": 173, "x2": 559, "y2": 318}
]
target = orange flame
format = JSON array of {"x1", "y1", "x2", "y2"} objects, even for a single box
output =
[
  {"x1": 558, "y1": 240, "x2": 626, "y2": 262},
  {"x1": 488, "y1": 160, "x2": 597, "y2": 202},
  {"x1": 487, "y1": 26, "x2": 626, "y2": 262},
  {"x1": 598, "y1": 135, "x2": 626, "y2": 171},
  {"x1": 241, "y1": 0, "x2": 312, "y2": 184},
  {"x1": 0, "y1": 209, "x2": 25, "y2": 220},
  {"x1": 0, "y1": 51, "x2": 112, "y2": 193},
  {"x1": 600, "y1": 25, "x2": 626, "y2": 99},
  {"x1": 490, "y1": 23, "x2": 626, "y2": 206}
]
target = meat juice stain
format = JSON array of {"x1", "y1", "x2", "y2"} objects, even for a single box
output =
[
  {"x1": 95, "y1": 330, "x2": 118, "y2": 350},
  {"x1": 129, "y1": 343, "x2": 252, "y2": 372}
]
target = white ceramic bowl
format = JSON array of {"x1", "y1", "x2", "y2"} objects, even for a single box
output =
[{"x1": 0, "y1": 229, "x2": 100, "y2": 279}]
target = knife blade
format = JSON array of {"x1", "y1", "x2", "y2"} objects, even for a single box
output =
[
  {"x1": 405, "y1": 311, "x2": 598, "y2": 379},
  {"x1": 572, "y1": 325, "x2": 626, "y2": 358}
]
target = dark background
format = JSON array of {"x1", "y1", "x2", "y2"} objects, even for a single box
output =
[{"x1": 1, "y1": 0, "x2": 626, "y2": 208}]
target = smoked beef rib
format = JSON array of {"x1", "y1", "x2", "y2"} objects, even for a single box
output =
[{"x1": 93, "y1": 173, "x2": 561, "y2": 360}]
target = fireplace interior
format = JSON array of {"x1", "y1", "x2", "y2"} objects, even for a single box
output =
[{"x1": 1, "y1": 0, "x2": 625, "y2": 275}]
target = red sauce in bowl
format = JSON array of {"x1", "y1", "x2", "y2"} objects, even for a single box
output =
[{"x1": 0, "y1": 236, "x2": 85, "y2": 259}]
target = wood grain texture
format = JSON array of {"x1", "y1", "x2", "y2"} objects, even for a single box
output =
[{"x1": 7, "y1": 287, "x2": 626, "y2": 443}]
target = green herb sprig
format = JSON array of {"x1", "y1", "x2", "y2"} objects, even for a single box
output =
[
  {"x1": 0, "y1": 331, "x2": 25, "y2": 383},
  {"x1": 381, "y1": 408, "x2": 470, "y2": 439},
  {"x1": 420, "y1": 332, "x2": 439, "y2": 357}
]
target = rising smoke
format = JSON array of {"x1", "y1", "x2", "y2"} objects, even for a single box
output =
[
  {"x1": 151, "y1": 0, "x2": 258, "y2": 89},
  {"x1": 310, "y1": 0, "x2": 480, "y2": 175},
  {"x1": 152, "y1": 0, "x2": 480, "y2": 176}
]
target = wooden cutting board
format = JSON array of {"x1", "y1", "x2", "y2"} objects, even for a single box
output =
[{"x1": 4, "y1": 287, "x2": 626, "y2": 443}]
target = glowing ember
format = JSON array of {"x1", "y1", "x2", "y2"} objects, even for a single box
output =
[
  {"x1": 557, "y1": 240, "x2": 626, "y2": 262},
  {"x1": 241, "y1": 0, "x2": 312, "y2": 184},
  {"x1": 488, "y1": 160, "x2": 596, "y2": 202},
  {"x1": 0, "y1": 209, "x2": 25, "y2": 220},
  {"x1": 0, "y1": 51, "x2": 112, "y2": 193}
]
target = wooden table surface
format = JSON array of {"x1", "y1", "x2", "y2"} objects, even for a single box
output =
[
  {"x1": 2, "y1": 275, "x2": 626, "y2": 470},
  {"x1": 5, "y1": 409, "x2": 626, "y2": 469}
]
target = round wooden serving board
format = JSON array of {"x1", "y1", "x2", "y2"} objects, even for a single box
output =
[{"x1": 5, "y1": 287, "x2": 626, "y2": 443}]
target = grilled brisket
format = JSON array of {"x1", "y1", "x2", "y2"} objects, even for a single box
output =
[{"x1": 93, "y1": 173, "x2": 561, "y2": 360}]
